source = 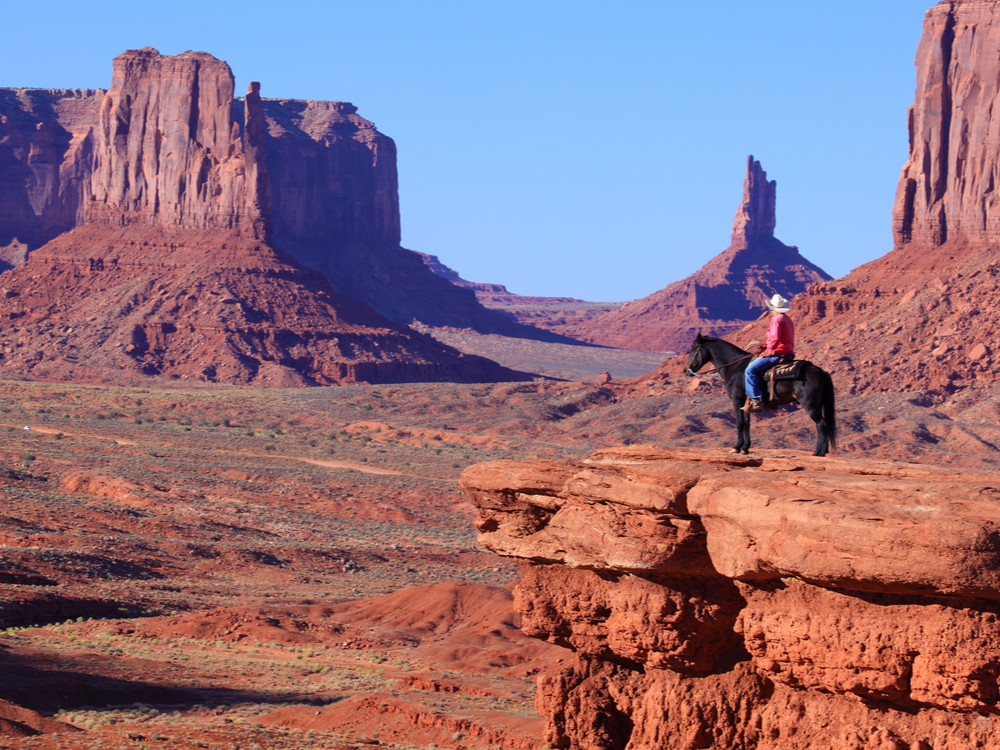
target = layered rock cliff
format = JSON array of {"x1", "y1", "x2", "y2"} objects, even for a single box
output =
[
  {"x1": 569, "y1": 157, "x2": 830, "y2": 353},
  {"x1": 0, "y1": 50, "x2": 539, "y2": 337},
  {"x1": 0, "y1": 49, "x2": 523, "y2": 385},
  {"x1": 462, "y1": 446, "x2": 1000, "y2": 749},
  {"x1": 0, "y1": 88, "x2": 102, "y2": 259}
]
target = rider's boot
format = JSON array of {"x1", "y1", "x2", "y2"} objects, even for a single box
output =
[{"x1": 742, "y1": 397, "x2": 763, "y2": 413}]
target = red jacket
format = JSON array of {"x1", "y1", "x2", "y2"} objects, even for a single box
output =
[{"x1": 765, "y1": 312, "x2": 794, "y2": 356}]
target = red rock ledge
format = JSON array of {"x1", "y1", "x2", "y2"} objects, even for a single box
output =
[{"x1": 461, "y1": 446, "x2": 1000, "y2": 750}]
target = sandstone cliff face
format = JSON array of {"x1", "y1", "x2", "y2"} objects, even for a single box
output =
[
  {"x1": 569, "y1": 157, "x2": 830, "y2": 353},
  {"x1": 462, "y1": 446, "x2": 1000, "y2": 749},
  {"x1": 0, "y1": 88, "x2": 102, "y2": 256},
  {"x1": 893, "y1": 0, "x2": 1000, "y2": 247},
  {"x1": 88, "y1": 48, "x2": 270, "y2": 238}
]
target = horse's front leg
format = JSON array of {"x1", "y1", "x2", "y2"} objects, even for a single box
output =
[{"x1": 734, "y1": 406, "x2": 751, "y2": 454}]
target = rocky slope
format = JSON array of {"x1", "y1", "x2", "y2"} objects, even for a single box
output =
[
  {"x1": 566, "y1": 157, "x2": 830, "y2": 352},
  {"x1": 462, "y1": 446, "x2": 1000, "y2": 749},
  {"x1": 0, "y1": 49, "x2": 522, "y2": 385},
  {"x1": 732, "y1": 0, "x2": 1000, "y2": 396}
]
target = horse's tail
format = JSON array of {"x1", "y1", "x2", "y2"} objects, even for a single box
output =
[{"x1": 822, "y1": 370, "x2": 837, "y2": 452}]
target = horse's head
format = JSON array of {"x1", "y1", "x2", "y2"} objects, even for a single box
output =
[{"x1": 684, "y1": 334, "x2": 707, "y2": 377}]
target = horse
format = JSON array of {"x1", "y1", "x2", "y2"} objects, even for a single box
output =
[{"x1": 684, "y1": 334, "x2": 836, "y2": 457}]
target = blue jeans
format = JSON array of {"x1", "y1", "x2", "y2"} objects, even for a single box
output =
[{"x1": 745, "y1": 355, "x2": 784, "y2": 400}]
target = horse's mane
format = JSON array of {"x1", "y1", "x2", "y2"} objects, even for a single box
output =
[{"x1": 696, "y1": 336, "x2": 748, "y2": 356}]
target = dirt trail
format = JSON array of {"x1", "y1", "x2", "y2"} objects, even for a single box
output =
[{"x1": 297, "y1": 458, "x2": 405, "y2": 476}]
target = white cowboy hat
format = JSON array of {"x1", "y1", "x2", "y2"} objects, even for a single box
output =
[{"x1": 765, "y1": 293, "x2": 791, "y2": 313}]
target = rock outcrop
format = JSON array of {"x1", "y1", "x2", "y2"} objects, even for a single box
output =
[
  {"x1": 0, "y1": 50, "x2": 524, "y2": 385},
  {"x1": 568, "y1": 157, "x2": 830, "y2": 353},
  {"x1": 87, "y1": 49, "x2": 270, "y2": 238},
  {"x1": 0, "y1": 88, "x2": 102, "y2": 258},
  {"x1": 893, "y1": 0, "x2": 1000, "y2": 248},
  {"x1": 462, "y1": 446, "x2": 1000, "y2": 749}
]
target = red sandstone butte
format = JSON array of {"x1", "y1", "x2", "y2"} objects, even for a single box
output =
[
  {"x1": 0, "y1": 49, "x2": 523, "y2": 386},
  {"x1": 0, "y1": 51, "x2": 541, "y2": 338},
  {"x1": 461, "y1": 446, "x2": 1000, "y2": 749},
  {"x1": 567, "y1": 157, "x2": 830, "y2": 352}
]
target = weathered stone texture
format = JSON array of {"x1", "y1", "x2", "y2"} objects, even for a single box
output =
[
  {"x1": 893, "y1": 0, "x2": 1000, "y2": 247},
  {"x1": 88, "y1": 48, "x2": 269, "y2": 238},
  {"x1": 462, "y1": 447, "x2": 1000, "y2": 749}
]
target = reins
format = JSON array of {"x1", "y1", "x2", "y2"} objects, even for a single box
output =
[{"x1": 697, "y1": 352, "x2": 753, "y2": 376}]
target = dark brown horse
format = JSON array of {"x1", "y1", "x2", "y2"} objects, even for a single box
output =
[{"x1": 684, "y1": 334, "x2": 836, "y2": 456}]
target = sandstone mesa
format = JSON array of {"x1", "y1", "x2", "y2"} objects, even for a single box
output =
[{"x1": 0, "y1": 48, "x2": 529, "y2": 386}]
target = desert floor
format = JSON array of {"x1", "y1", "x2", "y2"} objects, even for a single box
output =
[{"x1": 0, "y1": 371, "x2": 995, "y2": 748}]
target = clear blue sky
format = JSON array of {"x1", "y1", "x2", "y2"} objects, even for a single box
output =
[{"x1": 3, "y1": 0, "x2": 931, "y2": 301}]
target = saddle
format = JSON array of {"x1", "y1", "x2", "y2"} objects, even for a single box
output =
[{"x1": 763, "y1": 358, "x2": 807, "y2": 402}]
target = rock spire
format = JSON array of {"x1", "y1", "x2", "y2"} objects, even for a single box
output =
[
  {"x1": 731, "y1": 155, "x2": 777, "y2": 247},
  {"x1": 559, "y1": 156, "x2": 829, "y2": 352}
]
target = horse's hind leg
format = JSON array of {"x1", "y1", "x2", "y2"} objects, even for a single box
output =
[{"x1": 805, "y1": 403, "x2": 829, "y2": 456}]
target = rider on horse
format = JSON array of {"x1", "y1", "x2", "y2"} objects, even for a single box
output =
[{"x1": 742, "y1": 293, "x2": 794, "y2": 413}]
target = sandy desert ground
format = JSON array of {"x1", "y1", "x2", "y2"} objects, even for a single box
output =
[{"x1": 0, "y1": 366, "x2": 995, "y2": 748}]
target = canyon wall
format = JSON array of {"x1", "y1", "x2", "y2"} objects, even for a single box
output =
[
  {"x1": 462, "y1": 446, "x2": 1000, "y2": 749},
  {"x1": 569, "y1": 157, "x2": 830, "y2": 353}
]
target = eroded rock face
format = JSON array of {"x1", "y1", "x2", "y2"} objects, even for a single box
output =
[
  {"x1": 0, "y1": 48, "x2": 531, "y2": 340},
  {"x1": 893, "y1": 0, "x2": 1000, "y2": 247},
  {"x1": 0, "y1": 49, "x2": 524, "y2": 386},
  {"x1": 462, "y1": 447, "x2": 1000, "y2": 749},
  {"x1": 568, "y1": 157, "x2": 830, "y2": 352},
  {"x1": 0, "y1": 88, "x2": 102, "y2": 254},
  {"x1": 88, "y1": 48, "x2": 270, "y2": 238}
]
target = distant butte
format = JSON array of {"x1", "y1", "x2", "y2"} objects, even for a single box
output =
[
  {"x1": 0, "y1": 49, "x2": 527, "y2": 386},
  {"x1": 562, "y1": 156, "x2": 831, "y2": 352}
]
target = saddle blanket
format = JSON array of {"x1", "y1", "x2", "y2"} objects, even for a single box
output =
[{"x1": 764, "y1": 359, "x2": 807, "y2": 381}]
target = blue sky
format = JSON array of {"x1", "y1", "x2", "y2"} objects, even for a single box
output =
[{"x1": 3, "y1": 1, "x2": 931, "y2": 301}]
